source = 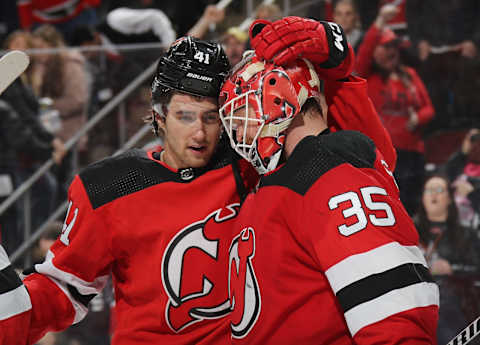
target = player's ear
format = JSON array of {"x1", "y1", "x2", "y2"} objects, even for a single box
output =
[
  {"x1": 156, "y1": 114, "x2": 166, "y2": 131},
  {"x1": 151, "y1": 110, "x2": 166, "y2": 136}
]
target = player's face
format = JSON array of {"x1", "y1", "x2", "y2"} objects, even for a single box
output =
[
  {"x1": 422, "y1": 177, "x2": 451, "y2": 218},
  {"x1": 159, "y1": 93, "x2": 222, "y2": 169},
  {"x1": 231, "y1": 105, "x2": 261, "y2": 146}
]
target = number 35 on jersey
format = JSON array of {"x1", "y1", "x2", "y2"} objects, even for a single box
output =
[{"x1": 328, "y1": 186, "x2": 396, "y2": 237}]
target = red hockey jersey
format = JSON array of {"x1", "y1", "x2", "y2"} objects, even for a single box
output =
[
  {"x1": 228, "y1": 131, "x2": 439, "y2": 344},
  {"x1": 2, "y1": 140, "x2": 257, "y2": 345}
]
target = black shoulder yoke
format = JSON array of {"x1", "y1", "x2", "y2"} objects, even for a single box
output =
[
  {"x1": 260, "y1": 130, "x2": 377, "y2": 195},
  {"x1": 80, "y1": 141, "x2": 235, "y2": 209}
]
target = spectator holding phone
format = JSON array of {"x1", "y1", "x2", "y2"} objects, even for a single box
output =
[{"x1": 444, "y1": 128, "x2": 480, "y2": 231}]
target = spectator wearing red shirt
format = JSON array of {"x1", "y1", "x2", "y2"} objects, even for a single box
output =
[{"x1": 356, "y1": 4, "x2": 434, "y2": 215}]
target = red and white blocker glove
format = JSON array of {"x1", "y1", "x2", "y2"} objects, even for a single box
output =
[{"x1": 250, "y1": 16, "x2": 355, "y2": 80}]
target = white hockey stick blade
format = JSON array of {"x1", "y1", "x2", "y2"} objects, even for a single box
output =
[
  {"x1": 0, "y1": 50, "x2": 30, "y2": 95},
  {"x1": 446, "y1": 315, "x2": 480, "y2": 345}
]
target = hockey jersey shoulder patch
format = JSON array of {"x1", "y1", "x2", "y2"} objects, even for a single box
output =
[
  {"x1": 261, "y1": 131, "x2": 377, "y2": 195},
  {"x1": 79, "y1": 149, "x2": 173, "y2": 209}
]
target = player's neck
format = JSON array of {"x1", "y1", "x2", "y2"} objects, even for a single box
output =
[{"x1": 284, "y1": 113, "x2": 328, "y2": 158}]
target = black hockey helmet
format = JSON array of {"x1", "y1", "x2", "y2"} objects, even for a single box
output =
[{"x1": 152, "y1": 36, "x2": 231, "y2": 102}]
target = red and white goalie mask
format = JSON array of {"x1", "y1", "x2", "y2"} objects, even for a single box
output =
[{"x1": 219, "y1": 53, "x2": 323, "y2": 174}]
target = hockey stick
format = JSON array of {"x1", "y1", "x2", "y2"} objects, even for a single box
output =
[
  {"x1": 0, "y1": 50, "x2": 30, "y2": 95},
  {"x1": 446, "y1": 315, "x2": 480, "y2": 345}
]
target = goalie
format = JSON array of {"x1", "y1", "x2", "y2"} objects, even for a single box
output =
[{"x1": 221, "y1": 16, "x2": 439, "y2": 344}]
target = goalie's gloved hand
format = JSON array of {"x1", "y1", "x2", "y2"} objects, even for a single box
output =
[{"x1": 249, "y1": 16, "x2": 355, "y2": 80}]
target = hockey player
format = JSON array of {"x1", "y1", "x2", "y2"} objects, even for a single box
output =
[
  {"x1": 219, "y1": 17, "x2": 439, "y2": 344},
  {"x1": 0, "y1": 37, "x2": 257, "y2": 345}
]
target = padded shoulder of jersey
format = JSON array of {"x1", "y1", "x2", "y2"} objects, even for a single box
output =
[
  {"x1": 260, "y1": 130, "x2": 377, "y2": 195},
  {"x1": 78, "y1": 149, "x2": 175, "y2": 209}
]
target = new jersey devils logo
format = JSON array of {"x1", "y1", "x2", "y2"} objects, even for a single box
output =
[
  {"x1": 229, "y1": 227, "x2": 261, "y2": 338},
  {"x1": 162, "y1": 204, "x2": 239, "y2": 332}
]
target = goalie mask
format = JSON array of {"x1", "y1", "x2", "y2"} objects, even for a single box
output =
[{"x1": 219, "y1": 53, "x2": 323, "y2": 174}]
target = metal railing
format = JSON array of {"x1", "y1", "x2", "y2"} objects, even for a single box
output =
[
  {"x1": 2, "y1": 58, "x2": 158, "y2": 263},
  {"x1": 0, "y1": 60, "x2": 157, "y2": 217}
]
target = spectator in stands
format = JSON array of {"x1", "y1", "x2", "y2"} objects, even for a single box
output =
[
  {"x1": 69, "y1": 24, "x2": 145, "y2": 162},
  {"x1": 17, "y1": 0, "x2": 100, "y2": 44},
  {"x1": 0, "y1": 101, "x2": 25, "y2": 256},
  {"x1": 220, "y1": 27, "x2": 247, "y2": 67},
  {"x1": 1, "y1": 31, "x2": 66, "y2": 255},
  {"x1": 407, "y1": 0, "x2": 480, "y2": 130},
  {"x1": 355, "y1": 4, "x2": 435, "y2": 215},
  {"x1": 94, "y1": 6, "x2": 176, "y2": 68},
  {"x1": 0, "y1": 97, "x2": 65, "y2": 256},
  {"x1": 70, "y1": 24, "x2": 143, "y2": 112},
  {"x1": 332, "y1": 0, "x2": 364, "y2": 52},
  {"x1": 365, "y1": 0, "x2": 408, "y2": 41},
  {"x1": 243, "y1": 3, "x2": 283, "y2": 51},
  {"x1": 31, "y1": 221, "x2": 62, "y2": 264},
  {"x1": 306, "y1": 0, "x2": 333, "y2": 22},
  {"x1": 310, "y1": 0, "x2": 407, "y2": 41},
  {"x1": 97, "y1": 7, "x2": 175, "y2": 46},
  {"x1": 187, "y1": 4, "x2": 225, "y2": 40},
  {"x1": 414, "y1": 173, "x2": 480, "y2": 344},
  {"x1": 255, "y1": 3, "x2": 282, "y2": 22},
  {"x1": 167, "y1": 0, "x2": 216, "y2": 37},
  {"x1": 444, "y1": 128, "x2": 480, "y2": 232},
  {"x1": 31, "y1": 24, "x2": 90, "y2": 198}
]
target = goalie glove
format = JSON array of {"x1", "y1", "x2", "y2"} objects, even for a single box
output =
[
  {"x1": 0, "y1": 244, "x2": 32, "y2": 322},
  {"x1": 250, "y1": 16, "x2": 355, "y2": 80}
]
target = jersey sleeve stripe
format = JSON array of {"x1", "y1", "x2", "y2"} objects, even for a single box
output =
[
  {"x1": 336, "y1": 262, "x2": 434, "y2": 312},
  {"x1": 33, "y1": 250, "x2": 109, "y2": 324},
  {"x1": 66, "y1": 284, "x2": 97, "y2": 308},
  {"x1": 35, "y1": 250, "x2": 109, "y2": 296},
  {"x1": 0, "y1": 285, "x2": 32, "y2": 321},
  {"x1": 44, "y1": 275, "x2": 89, "y2": 324},
  {"x1": 345, "y1": 282, "x2": 439, "y2": 336},
  {"x1": 0, "y1": 265, "x2": 23, "y2": 294},
  {"x1": 325, "y1": 242, "x2": 428, "y2": 294}
]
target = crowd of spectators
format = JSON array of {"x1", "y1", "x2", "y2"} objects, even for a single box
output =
[{"x1": 0, "y1": 1, "x2": 479, "y2": 344}]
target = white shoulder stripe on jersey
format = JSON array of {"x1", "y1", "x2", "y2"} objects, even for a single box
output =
[
  {"x1": 345, "y1": 282, "x2": 439, "y2": 336},
  {"x1": 325, "y1": 242, "x2": 427, "y2": 294},
  {"x1": 0, "y1": 285, "x2": 32, "y2": 321},
  {"x1": 35, "y1": 250, "x2": 109, "y2": 296}
]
